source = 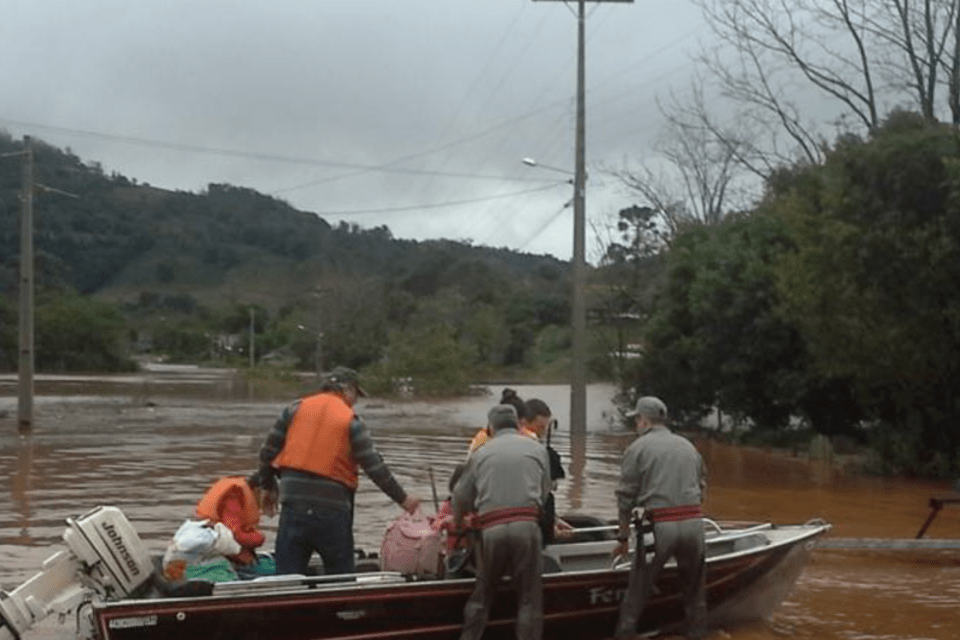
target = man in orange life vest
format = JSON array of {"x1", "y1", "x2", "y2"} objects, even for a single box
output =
[{"x1": 257, "y1": 366, "x2": 420, "y2": 575}]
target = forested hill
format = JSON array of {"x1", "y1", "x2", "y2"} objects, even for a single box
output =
[
  {"x1": 0, "y1": 133, "x2": 569, "y2": 308},
  {"x1": 0, "y1": 132, "x2": 577, "y2": 380}
]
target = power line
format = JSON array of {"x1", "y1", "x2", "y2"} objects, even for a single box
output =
[
  {"x1": 316, "y1": 182, "x2": 566, "y2": 216},
  {"x1": 269, "y1": 104, "x2": 564, "y2": 195},
  {"x1": 0, "y1": 116, "x2": 552, "y2": 184}
]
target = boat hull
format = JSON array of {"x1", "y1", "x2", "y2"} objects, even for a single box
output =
[{"x1": 92, "y1": 523, "x2": 825, "y2": 640}]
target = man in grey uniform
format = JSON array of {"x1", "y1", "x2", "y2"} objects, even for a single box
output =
[
  {"x1": 453, "y1": 404, "x2": 552, "y2": 640},
  {"x1": 613, "y1": 396, "x2": 707, "y2": 640}
]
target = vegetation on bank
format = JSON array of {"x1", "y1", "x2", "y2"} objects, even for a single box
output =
[
  {"x1": 615, "y1": 112, "x2": 960, "y2": 478},
  {"x1": 4, "y1": 112, "x2": 960, "y2": 478}
]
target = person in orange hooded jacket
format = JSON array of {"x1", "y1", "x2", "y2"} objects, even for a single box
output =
[{"x1": 195, "y1": 474, "x2": 272, "y2": 567}]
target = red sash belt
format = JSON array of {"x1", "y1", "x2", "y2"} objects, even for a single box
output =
[
  {"x1": 477, "y1": 506, "x2": 540, "y2": 530},
  {"x1": 647, "y1": 504, "x2": 703, "y2": 523}
]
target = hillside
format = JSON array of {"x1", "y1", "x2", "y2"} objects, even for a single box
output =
[
  {"x1": 0, "y1": 132, "x2": 569, "y2": 307},
  {"x1": 0, "y1": 132, "x2": 577, "y2": 379}
]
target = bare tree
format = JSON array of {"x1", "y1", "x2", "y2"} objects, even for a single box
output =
[
  {"x1": 885, "y1": 0, "x2": 960, "y2": 124},
  {"x1": 690, "y1": 0, "x2": 960, "y2": 166},
  {"x1": 608, "y1": 79, "x2": 750, "y2": 237},
  {"x1": 951, "y1": 2, "x2": 960, "y2": 122},
  {"x1": 611, "y1": 1, "x2": 960, "y2": 248},
  {"x1": 693, "y1": 0, "x2": 884, "y2": 165}
]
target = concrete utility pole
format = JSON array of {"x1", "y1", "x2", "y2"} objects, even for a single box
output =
[
  {"x1": 18, "y1": 136, "x2": 34, "y2": 434},
  {"x1": 531, "y1": 0, "x2": 633, "y2": 444},
  {"x1": 314, "y1": 287, "x2": 323, "y2": 381},
  {"x1": 249, "y1": 307, "x2": 255, "y2": 369},
  {"x1": 7, "y1": 137, "x2": 79, "y2": 433}
]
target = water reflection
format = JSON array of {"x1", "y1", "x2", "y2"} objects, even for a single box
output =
[
  {"x1": 0, "y1": 374, "x2": 959, "y2": 640},
  {"x1": 13, "y1": 437, "x2": 32, "y2": 543}
]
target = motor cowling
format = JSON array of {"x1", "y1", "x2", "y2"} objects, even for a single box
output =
[
  {"x1": 62, "y1": 506, "x2": 154, "y2": 599},
  {"x1": 0, "y1": 506, "x2": 153, "y2": 640}
]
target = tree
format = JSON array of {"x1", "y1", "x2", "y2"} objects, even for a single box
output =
[
  {"x1": 595, "y1": 206, "x2": 665, "y2": 386},
  {"x1": 376, "y1": 322, "x2": 474, "y2": 397},
  {"x1": 34, "y1": 295, "x2": 136, "y2": 372},
  {"x1": 319, "y1": 278, "x2": 390, "y2": 370},
  {"x1": 610, "y1": 81, "x2": 749, "y2": 238},
  {"x1": 690, "y1": 0, "x2": 960, "y2": 174},
  {"x1": 633, "y1": 217, "x2": 795, "y2": 427},
  {"x1": 771, "y1": 111, "x2": 960, "y2": 474},
  {"x1": 632, "y1": 209, "x2": 866, "y2": 437}
]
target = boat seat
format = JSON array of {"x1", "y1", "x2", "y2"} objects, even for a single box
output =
[{"x1": 212, "y1": 571, "x2": 409, "y2": 596}]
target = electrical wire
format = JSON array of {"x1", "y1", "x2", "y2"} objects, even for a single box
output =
[
  {"x1": 316, "y1": 181, "x2": 567, "y2": 217},
  {"x1": 517, "y1": 200, "x2": 572, "y2": 251},
  {"x1": 0, "y1": 116, "x2": 551, "y2": 184}
]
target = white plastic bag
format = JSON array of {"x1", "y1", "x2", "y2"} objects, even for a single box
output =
[
  {"x1": 211, "y1": 522, "x2": 242, "y2": 556},
  {"x1": 161, "y1": 519, "x2": 241, "y2": 581}
]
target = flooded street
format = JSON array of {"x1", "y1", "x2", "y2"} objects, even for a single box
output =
[{"x1": 1, "y1": 366, "x2": 959, "y2": 639}]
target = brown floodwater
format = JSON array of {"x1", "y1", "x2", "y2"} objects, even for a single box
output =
[{"x1": 1, "y1": 367, "x2": 958, "y2": 639}]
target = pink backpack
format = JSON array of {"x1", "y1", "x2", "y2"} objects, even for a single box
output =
[{"x1": 379, "y1": 511, "x2": 444, "y2": 578}]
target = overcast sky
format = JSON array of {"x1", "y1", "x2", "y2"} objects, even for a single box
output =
[{"x1": 1, "y1": 0, "x2": 712, "y2": 260}]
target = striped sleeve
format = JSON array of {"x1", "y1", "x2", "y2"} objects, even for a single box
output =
[
  {"x1": 349, "y1": 417, "x2": 407, "y2": 505},
  {"x1": 257, "y1": 401, "x2": 300, "y2": 492}
]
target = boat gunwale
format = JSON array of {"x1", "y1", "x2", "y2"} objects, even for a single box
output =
[{"x1": 91, "y1": 522, "x2": 829, "y2": 612}]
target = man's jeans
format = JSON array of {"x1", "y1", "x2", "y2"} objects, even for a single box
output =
[{"x1": 274, "y1": 499, "x2": 355, "y2": 575}]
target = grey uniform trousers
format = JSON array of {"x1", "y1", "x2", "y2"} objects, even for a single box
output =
[
  {"x1": 459, "y1": 520, "x2": 543, "y2": 640},
  {"x1": 616, "y1": 518, "x2": 707, "y2": 640}
]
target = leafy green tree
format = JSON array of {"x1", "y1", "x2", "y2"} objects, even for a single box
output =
[
  {"x1": 634, "y1": 211, "x2": 864, "y2": 436},
  {"x1": 318, "y1": 279, "x2": 390, "y2": 370},
  {"x1": 771, "y1": 111, "x2": 960, "y2": 475},
  {"x1": 461, "y1": 303, "x2": 510, "y2": 368},
  {"x1": 34, "y1": 295, "x2": 136, "y2": 372},
  {"x1": 151, "y1": 322, "x2": 215, "y2": 363},
  {"x1": 376, "y1": 322, "x2": 474, "y2": 396}
]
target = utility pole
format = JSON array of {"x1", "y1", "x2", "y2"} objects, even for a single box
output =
[
  {"x1": 314, "y1": 286, "x2": 323, "y2": 381},
  {"x1": 571, "y1": 0, "x2": 587, "y2": 447},
  {"x1": 5, "y1": 136, "x2": 78, "y2": 434},
  {"x1": 17, "y1": 136, "x2": 34, "y2": 434},
  {"x1": 531, "y1": 0, "x2": 633, "y2": 445},
  {"x1": 249, "y1": 307, "x2": 255, "y2": 369}
]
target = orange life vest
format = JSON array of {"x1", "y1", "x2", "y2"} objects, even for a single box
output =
[
  {"x1": 468, "y1": 425, "x2": 538, "y2": 453},
  {"x1": 196, "y1": 476, "x2": 259, "y2": 529},
  {"x1": 271, "y1": 392, "x2": 359, "y2": 489}
]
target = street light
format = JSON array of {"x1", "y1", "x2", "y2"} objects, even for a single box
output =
[{"x1": 521, "y1": 158, "x2": 578, "y2": 182}]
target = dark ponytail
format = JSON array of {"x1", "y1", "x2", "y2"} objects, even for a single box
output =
[{"x1": 500, "y1": 388, "x2": 527, "y2": 420}]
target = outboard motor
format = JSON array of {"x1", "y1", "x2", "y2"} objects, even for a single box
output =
[{"x1": 0, "y1": 506, "x2": 153, "y2": 640}]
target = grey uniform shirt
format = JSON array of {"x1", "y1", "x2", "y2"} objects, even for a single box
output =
[
  {"x1": 616, "y1": 425, "x2": 706, "y2": 522},
  {"x1": 453, "y1": 428, "x2": 551, "y2": 521}
]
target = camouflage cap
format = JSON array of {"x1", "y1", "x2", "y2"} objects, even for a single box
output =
[{"x1": 326, "y1": 366, "x2": 368, "y2": 397}]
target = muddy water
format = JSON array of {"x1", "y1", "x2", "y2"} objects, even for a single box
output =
[{"x1": 1, "y1": 367, "x2": 959, "y2": 639}]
